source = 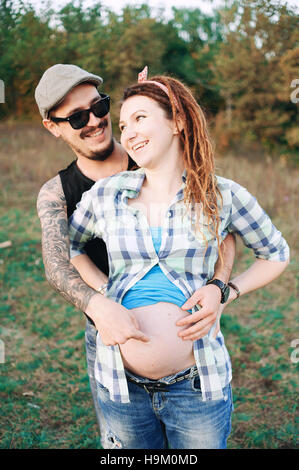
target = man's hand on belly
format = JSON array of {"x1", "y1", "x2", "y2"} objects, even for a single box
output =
[
  {"x1": 176, "y1": 284, "x2": 222, "y2": 341},
  {"x1": 86, "y1": 294, "x2": 150, "y2": 346}
]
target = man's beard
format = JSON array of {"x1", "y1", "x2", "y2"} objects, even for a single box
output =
[
  {"x1": 63, "y1": 118, "x2": 115, "y2": 161},
  {"x1": 85, "y1": 137, "x2": 115, "y2": 161}
]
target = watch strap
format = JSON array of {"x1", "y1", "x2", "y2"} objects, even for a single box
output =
[
  {"x1": 206, "y1": 278, "x2": 228, "y2": 303},
  {"x1": 206, "y1": 279, "x2": 226, "y2": 290}
]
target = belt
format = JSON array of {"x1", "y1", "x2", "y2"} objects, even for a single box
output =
[{"x1": 127, "y1": 367, "x2": 198, "y2": 394}]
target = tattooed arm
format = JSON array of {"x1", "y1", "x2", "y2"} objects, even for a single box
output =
[
  {"x1": 36, "y1": 175, "x2": 149, "y2": 345},
  {"x1": 36, "y1": 175, "x2": 107, "y2": 312}
]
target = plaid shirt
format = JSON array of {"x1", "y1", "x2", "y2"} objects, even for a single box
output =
[{"x1": 69, "y1": 168, "x2": 289, "y2": 403}]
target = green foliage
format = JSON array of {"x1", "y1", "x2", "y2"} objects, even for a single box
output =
[
  {"x1": 0, "y1": 0, "x2": 297, "y2": 156},
  {"x1": 213, "y1": 0, "x2": 299, "y2": 154}
]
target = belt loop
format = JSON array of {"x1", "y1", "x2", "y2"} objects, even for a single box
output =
[{"x1": 191, "y1": 365, "x2": 197, "y2": 378}]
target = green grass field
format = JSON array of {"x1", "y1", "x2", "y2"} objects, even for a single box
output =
[{"x1": 0, "y1": 123, "x2": 298, "y2": 448}]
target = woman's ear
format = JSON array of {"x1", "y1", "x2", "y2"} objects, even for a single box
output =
[{"x1": 173, "y1": 114, "x2": 184, "y2": 134}]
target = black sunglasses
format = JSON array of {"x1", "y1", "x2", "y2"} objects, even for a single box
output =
[{"x1": 50, "y1": 93, "x2": 110, "y2": 129}]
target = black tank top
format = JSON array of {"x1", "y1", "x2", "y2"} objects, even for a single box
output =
[{"x1": 59, "y1": 155, "x2": 136, "y2": 275}]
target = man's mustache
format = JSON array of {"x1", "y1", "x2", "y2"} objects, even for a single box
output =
[{"x1": 80, "y1": 118, "x2": 108, "y2": 139}]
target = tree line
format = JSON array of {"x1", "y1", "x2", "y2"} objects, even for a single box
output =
[{"x1": 0, "y1": 0, "x2": 298, "y2": 156}]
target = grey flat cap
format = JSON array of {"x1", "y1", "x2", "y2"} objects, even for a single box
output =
[{"x1": 35, "y1": 64, "x2": 103, "y2": 119}]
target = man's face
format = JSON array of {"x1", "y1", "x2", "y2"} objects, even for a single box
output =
[{"x1": 48, "y1": 83, "x2": 114, "y2": 161}]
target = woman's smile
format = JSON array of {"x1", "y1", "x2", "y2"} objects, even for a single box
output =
[{"x1": 131, "y1": 140, "x2": 149, "y2": 152}]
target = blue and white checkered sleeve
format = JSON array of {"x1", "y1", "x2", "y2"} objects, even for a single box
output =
[
  {"x1": 228, "y1": 182, "x2": 290, "y2": 262},
  {"x1": 69, "y1": 190, "x2": 98, "y2": 259}
]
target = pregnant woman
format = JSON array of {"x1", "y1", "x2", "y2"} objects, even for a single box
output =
[{"x1": 69, "y1": 68, "x2": 289, "y2": 449}]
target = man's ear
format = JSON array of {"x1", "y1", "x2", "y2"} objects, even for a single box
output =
[{"x1": 42, "y1": 119, "x2": 61, "y2": 138}]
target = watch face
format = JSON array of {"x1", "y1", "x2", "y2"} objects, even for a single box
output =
[{"x1": 223, "y1": 285, "x2": 230, "y2": 303}]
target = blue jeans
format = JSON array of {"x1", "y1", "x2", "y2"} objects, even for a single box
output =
[
  {"x1": 96, "y1": 365, "x2": 233, "y2": 449},
  {"x1": 85, "y1": 319, "x2": 106, "y2": 443}
]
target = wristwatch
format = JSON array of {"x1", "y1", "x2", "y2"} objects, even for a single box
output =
[{"x1": 206, "y1": 279, "x2": 230, "y2": 304}]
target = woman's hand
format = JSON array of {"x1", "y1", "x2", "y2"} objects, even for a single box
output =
[{"x1": 176, "y1": 284, "x2": 223, "y2": 341}]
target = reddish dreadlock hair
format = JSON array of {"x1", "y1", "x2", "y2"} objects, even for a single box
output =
[{"x1": 121, "y1": 75, "x2": 223, "y2": 254}]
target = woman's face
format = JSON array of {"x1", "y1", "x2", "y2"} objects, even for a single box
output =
[{"x1": 119, "y1": 95, "x2": 178, "y2": 169}]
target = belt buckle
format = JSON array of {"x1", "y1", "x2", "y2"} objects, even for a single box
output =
[{"x1": 144, "y1": 382, "x2": 169, "y2": 393}]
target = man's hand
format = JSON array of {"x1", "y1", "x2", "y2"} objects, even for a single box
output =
[
  {"x1": 211, "y1": 303, "x2": 225, "y2": 338},
  {"x1": 86, "y1": 294, "x2": 150, "y2": 346},
  {"x1": 176, "y1": 284, "x2": 222, "y2": 341}
]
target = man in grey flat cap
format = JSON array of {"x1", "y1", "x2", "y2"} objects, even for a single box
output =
[
  {"x1": 35, "y1": 64, "x2": 235, "y2": 448},
  {"x1": 35, "y1": 64, "x2": 140, "y2": 447}
]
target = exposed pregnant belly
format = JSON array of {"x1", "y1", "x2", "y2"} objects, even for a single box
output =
[{"x1": 119, "y1": 302, "x2": 195, "y2": 379}]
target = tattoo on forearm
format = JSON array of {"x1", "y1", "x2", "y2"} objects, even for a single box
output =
[{"x1": 37, "y1": 176, "x2": 96, "y2": 312}]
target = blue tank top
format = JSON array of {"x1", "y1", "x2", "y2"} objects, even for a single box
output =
[{"x1": 121, "y1": 227, "x2": 189, "y2": 310}]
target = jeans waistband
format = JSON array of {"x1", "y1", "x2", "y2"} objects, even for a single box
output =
[{"x1": 126, "y1": 365, "x2": 198, "y2": 393}]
